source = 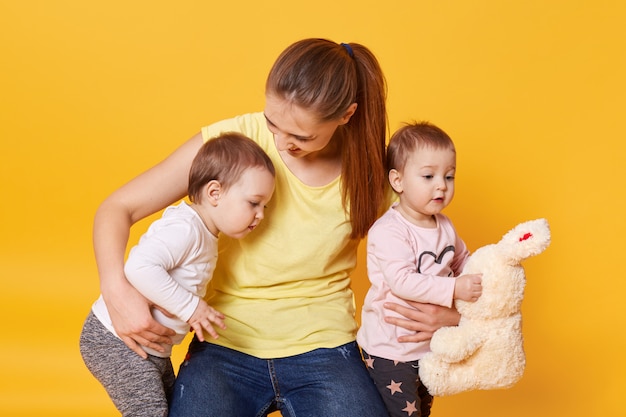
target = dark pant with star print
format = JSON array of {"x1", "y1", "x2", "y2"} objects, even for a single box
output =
[{"x1": 362, "y1": 350, "x2": 433, "y2": 417}]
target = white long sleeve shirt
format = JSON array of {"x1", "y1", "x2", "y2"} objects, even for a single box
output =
[
  {"x1": 91, "y1": 201, "x2": 218, "y2": 357},
  {"x1": 357, "y1": 204, "x2": 469, "y2": 361}
]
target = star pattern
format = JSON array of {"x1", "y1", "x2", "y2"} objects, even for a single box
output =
[
  {"x1": 362, "y1": 351, "x2": 432, "y2": 416},
  {"x1": 402, "y1": 400, "x2": 417, "y2": 416},
  {"x1": 386, "y1": 379, "x2": 403, "y2": 395}
]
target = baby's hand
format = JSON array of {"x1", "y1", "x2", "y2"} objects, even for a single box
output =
[
  {"x1": 186, "y1": 299, "x2": 226, "y2": 342},
  {"x1": 454, "y1": 273, "x2": 483, "y2": 302}
]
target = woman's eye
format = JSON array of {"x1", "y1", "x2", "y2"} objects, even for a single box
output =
[{"x1": 265, "y1": 119, "x2": 277, "y2": 131}]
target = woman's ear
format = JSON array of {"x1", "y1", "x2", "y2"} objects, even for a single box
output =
[
  {"x1": 206, "y1": 180, "x2": 221, "y2": 206},
  {"x1": 338, "y1": 103, "x2": 358, "y2": 125},
  {"x1": 388, "y1": 169, "x2": 403, "y2": 193}
]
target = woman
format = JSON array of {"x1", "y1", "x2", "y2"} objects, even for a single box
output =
[{"x1": 94, "y1": 38, "x2": 459, "y2": 417}]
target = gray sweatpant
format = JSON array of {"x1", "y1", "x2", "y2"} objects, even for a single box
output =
[{"x1": 79, "y1": 311, "x2": 175, "y2": 417}]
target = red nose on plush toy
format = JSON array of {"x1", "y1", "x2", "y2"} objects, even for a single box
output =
[{"x1": 519, "y1": 233, "x2": 532, "y2": 241}]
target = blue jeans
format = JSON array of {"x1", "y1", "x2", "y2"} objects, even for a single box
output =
[{"x1": 168, "y1": 338, "x2": 388, "y2": 417}]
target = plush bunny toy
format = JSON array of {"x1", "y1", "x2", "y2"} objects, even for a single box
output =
[{"x1": 418, "y1": 218, "x2": 551, "y2": 396}]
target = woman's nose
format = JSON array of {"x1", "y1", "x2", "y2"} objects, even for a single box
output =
[{"x1": 274, "y1": 132, "x2": 292, "y2": 151}]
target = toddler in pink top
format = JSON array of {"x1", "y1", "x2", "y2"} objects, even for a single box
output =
[{"x1": 357, "y1": 121, "x2": 483, "y2": 417}]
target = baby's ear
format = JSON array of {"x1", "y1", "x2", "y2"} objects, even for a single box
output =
[
  {"x1": 388, "y1": 169, "x2": 403, "y2": 193},
  {"x1": 206, "y1": 180, "x2": 221, "y2": 206}
]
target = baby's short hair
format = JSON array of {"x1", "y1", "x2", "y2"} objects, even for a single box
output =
[
  {"x1": 387, "y1": 121, "x2": 456, "y2": 172},
  {"x1": 188, "y1": 132, "x2": 275, "y2": 203}
]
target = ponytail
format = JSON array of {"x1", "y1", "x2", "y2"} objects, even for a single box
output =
[
  {"x1": 341, "y1": 42, "x2": 388, "y2": 239},
  {"x1": 267, "y1": 38, "x2": 388, "y2": 239}
]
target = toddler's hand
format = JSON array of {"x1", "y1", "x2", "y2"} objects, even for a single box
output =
[
  {"x1": 186, "y1": 299, "x2": 226, "y2": 342},
  {"x1": 454, "y1": 273, "x2": 483, "y2": 302}
]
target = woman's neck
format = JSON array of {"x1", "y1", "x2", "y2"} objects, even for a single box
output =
[{"x1": 279, "y1": 132, "x2": 343, "y2": 187}]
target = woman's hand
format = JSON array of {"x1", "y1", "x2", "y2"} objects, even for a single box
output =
[
  {"x1": 383, "y1": 300, "x2": 461, "y2": 343},
  {"x1": 104, "y1": 280, "x2": 176, "y2": 359}
]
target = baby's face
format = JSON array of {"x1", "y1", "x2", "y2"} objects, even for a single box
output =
[
  {"x1": 213, "y1": 167, "x2": 275, "y2": 239},
  {"x1": 391, "y1": 146, "x2": 456, "y2": 225}
]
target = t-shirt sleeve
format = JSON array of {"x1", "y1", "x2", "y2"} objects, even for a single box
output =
[
  {"x1": 201, "y1": 113, "x2": 266, "y2": 143},
  {"x1": 124, "y1": 220, "x2": 200, "y2": 322}
]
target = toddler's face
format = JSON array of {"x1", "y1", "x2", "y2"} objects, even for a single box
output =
[
  {"x1": 391, "y1": 146, "x2": 456, "y2": 225},
  {"x1": 213, "y1": 167, "x2": 275, "y2": 239}
]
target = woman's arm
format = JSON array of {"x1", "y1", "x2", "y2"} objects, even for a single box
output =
[
  {"x1": 94, "y1": 132, "x2": 204, "y2": 358},
  {"x1": 383, "y1": 300, "x2": 461, "y2": 343}
]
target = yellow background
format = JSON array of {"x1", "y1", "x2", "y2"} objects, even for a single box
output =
[{"x1": 1, "y1": 1, "x2": 624, "y2": 416}]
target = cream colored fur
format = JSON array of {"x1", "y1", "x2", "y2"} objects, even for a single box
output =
[{"x1": 418, "y1": 218, "x2": 551, "y2": 396}]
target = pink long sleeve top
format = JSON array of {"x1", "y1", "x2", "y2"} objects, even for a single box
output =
[{"x1": 357, "y1": 204, "x2": 469, "y2": 362}]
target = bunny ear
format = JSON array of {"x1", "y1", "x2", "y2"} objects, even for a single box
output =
[{"x1": 498, "y1": 218, "x2": 551, "y2": 263}]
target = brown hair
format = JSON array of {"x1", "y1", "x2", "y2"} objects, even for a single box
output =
[
  {"x1": 188, "y1": 132, "x2": 275, "y2": 203},
  {"x1": 266, "y1": 38, "x2": 388, "y2": 239},
  {"x1": 387, "y1": 121, "x2": 456, "y2": 173}
]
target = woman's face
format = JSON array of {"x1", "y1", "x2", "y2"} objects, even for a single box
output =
[{"x1": 263, "y1": 94, "x2": 352, "y2": 159}]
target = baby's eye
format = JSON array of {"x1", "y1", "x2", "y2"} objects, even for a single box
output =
[
  {"x1": 249, "y1": 201, "x2": 261, "y2": 207},
  {"x1": 446, "y1": 175, "x2": 455, "y2": 180},
  {"x1": 422, "y1": 175, "x2": 434, "y2": 180}
]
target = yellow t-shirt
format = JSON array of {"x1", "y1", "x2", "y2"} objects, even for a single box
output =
[{"x1": 201, "y1": 113, "x2": 360, "y2": 358}]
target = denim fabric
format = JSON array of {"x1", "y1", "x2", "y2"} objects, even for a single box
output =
[{"x1": 168, "y1": 338, "x2": 388, "y2": 417}]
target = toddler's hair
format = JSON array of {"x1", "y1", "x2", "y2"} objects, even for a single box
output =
[
  {"x1": 188, "y1": 132, "x2": 275, "y2": 203},
  {"x1": 387, "y1": 122, "x2": 456, "y2": 173}
]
